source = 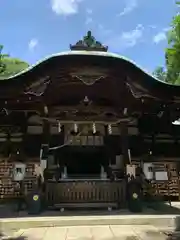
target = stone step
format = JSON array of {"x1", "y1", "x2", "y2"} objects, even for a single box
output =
[{"x1": 0, "y1": 214, "x2": 179, "y2": 230}]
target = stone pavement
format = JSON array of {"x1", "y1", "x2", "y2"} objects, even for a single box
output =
[{"x1": 1, "y1": 225, "x2": 172, "y2": 240}]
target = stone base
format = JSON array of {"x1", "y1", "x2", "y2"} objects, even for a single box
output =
[{"x1": 0, "y1": 214, "x2": 179, "y2": 230}]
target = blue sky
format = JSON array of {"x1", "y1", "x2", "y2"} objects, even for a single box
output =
[{"x1": 0, "y1": 0, "x2": 178, "y2": 72}]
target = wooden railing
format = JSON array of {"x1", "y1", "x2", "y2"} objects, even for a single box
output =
[{"x1": 45, "y1": 180, "x2": 126, "y2": 209}]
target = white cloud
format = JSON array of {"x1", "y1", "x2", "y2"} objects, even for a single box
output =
[
  {"x1": 121, "y1": 24, "x2": 144, "y2": 47},
  {"x1": 153, "y1": 27, "x2": 170, "y2": 44},
  {"x1": 153, "y1": 32, "x2": 166, "y2": 44},
  {"x1": 118, "y1": 0, "x2": 138, "y2": 16},
  {"x1": 51, "y1": 0, "x2": 83, "y2": 15},
  {"x1": 107, "y1": 24, "x2": 144, "y2": 50},
  {"x1": 28, "y1": 38, "x2": 38, "y2": 51}
]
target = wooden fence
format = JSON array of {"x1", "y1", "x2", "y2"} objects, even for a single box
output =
[{"x1": 45, "y1": 180, "x2": 126, "y2": 209}]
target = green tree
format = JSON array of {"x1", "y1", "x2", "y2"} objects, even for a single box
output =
[
  {"x1": 153, "y1": 66, "x2": 167, "y2": 81},
  {"x1": 165, "y1": 2, "x2": 180, "y2": 84},
  {"x1": 0, "y1": 58, "x2": 29, "y2": 78},
  {"x1": 0, "y1": 44, "x2": 29, "y2": 78},
  {"x1": 0, "y1": 45, "x2": 9, "y2": 74}
]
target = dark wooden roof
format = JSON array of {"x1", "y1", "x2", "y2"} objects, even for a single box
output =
[
  {"x1": 0, "y1": 28, "x2": 180, "y2": 117},
  {"x1": 0, "y1": 32, "x2": 179, "y2": 132},
  {"x1": 0, "y1": 51, "x2": 179, "y2": 103}
]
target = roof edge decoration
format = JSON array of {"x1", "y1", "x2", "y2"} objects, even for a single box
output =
[{"x1": 70, "y1": 31, "x2": 108, "y2": 52}]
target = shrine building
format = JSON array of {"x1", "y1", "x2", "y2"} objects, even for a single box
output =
[{"x1": 0, "y1": 31, "x2": 180, "y2": 209}]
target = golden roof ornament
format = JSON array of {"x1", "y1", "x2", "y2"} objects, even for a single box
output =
[{"x1": 70, "y1": 31, "x2": 108, "y2": 52}]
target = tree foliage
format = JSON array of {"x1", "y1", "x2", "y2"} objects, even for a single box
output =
[
  {"x1": 0, "y1": 58, "x2": 29, "y2": 78},
  {"x1": 153, "y1": 2, "x2": 180, "y2": 84},
  {"x1": 153, "y1": 66, "x2": 167, "y2": 81},
  {"x1": 0, "y1": 44, "x2": 29, "y2": 79},
  {"x1": 164, "y1": 2, "x2": 180, "y2": 84},
  {"x1": 0, "y1": 45, "x2": 9, "y2": 74}
]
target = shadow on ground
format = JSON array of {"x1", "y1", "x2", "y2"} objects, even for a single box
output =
[
  {"x1": 144, "y1": 200, "x2": 180, "y2": 214},
  {"x1": 123, "y1": 217, "x2": 180, "y2": 240},
  {"x1": 164, "y1": 216, "x2": 180, "y2": 240},
  {"x1": 0, "y1": 231, "x2": 27, "y2": 239},
  {"x1": 1, "y1": 201, "x2": 180, "y2": 219},
  {"x1": 143, "y1": 216, "x2": 180, "y2": 240}
]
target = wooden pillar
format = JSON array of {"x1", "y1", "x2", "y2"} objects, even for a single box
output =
[
  {"x1": 41, "y1": 119, "x2": 50, "y2": 162},
  {"x1": 60, "y1": 124, "x2": 65, "y2": 145},
  {"x1": 57, "y1": 124, "x2": 65, "y2": 166},
  {"x1": 41, "y1": 106, "x2": 50, "y2": 167},
  {"x1": 104, "y1": 125, "x2": 110, "y2": 167},
  {"x1": 20, "y1": 113, "x2": 28, "y2": 160},
  {"x1": 42, "y1": 119, "x2": 50, "y2": 146},
  {"x1": 119, "y1": 122, "x2": 129, "y2": 169}
]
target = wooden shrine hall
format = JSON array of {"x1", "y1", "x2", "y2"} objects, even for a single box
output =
[{"x1": 1, "y1": 31, "x2": 180, "y2": 210}]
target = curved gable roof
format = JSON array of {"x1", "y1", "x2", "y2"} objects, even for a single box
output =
[
  {"x1": 0, "y1": 50, "x2": 166, "y2": 83},
  {"x1": 0, "y1": 50, "x2": 179, "y2": 103}
]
